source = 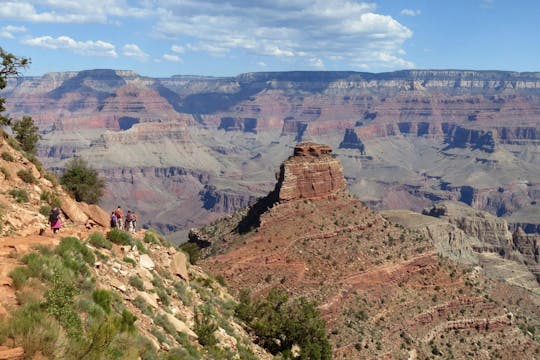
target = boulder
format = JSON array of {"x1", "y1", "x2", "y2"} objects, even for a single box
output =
[
  {"x1": 171, "y1": 252, "x2": 189, "y2": 281},
  {"x1": 60, "y1": 195, "x2": 89, "y2": 224},
  {"x1": 79, "y1": 202, "x2": 110, "y2": 228},
  {"x1": 139, "y1": 254, "x2": 155, "y2": 271},
  {"x1": 163, "y1": 312, "x2": 198, "y2": 339},
  {"x1": 136, "y1": 291, "x2": 159, "y2": 309}
]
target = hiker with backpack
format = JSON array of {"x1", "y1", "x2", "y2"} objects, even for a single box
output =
[
  {"x1": 126, "y1": 210, "x2": 133, "y2": 232},
  {"x1": 110, "y1": 211, "x2": 117, "y2": 228},
  {"x1": 114, "y1": 206, "x2": 124, "y2": 230},
  {"x1": 48, "y1": 207, "x2": 62, "y2": 234}
]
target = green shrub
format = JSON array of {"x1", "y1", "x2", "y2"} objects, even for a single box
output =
[
  {"x1": 123, "y1": 257, "x2": 136, "y2": 267},
  {"x1": 135, "y1": 239, "x2": 148, "y2": 254},
  {"x1": 55, "y1": 237, "x2": 95, "y2": 275},
  {"x1": 17, "y1": 169, "x2": 36, "y2": 184},
  {"x1": 194, "y1": 307, "x2": 218, "y2": 346},
  {"x1": 0, "y1": 166, "x2": 10, "y2": 180},
  {"x1": 0, "y1": 303, "x2": 62, "y2": 358},
  {"x1": 143, "y1": 230, "x2": 168, "y2": 246},
  {"x1": 236, "y1": 288, "x2": 332, "y2": 359},
  {"x1": 6, "y1": 136, "x2": 21, "y2": 151},
  {"x1": 180, "y1": 242, "x2": 201, "y2": 265},
  {"x1": 25, "y1": 154, "x2": 44, "y2": 174},
  {"x1": 1, "y1": 151, "x2": 14, "y2": 161},
  {"x1": 40, "y1": 190, "x2": 61, "y2": 207},
  {"x1": 39, "y1": 205, "x2": 51, "y2": 217},
  {"x1": 44, "y1": 171, "x2": 59, "y2": 186},
  {"x1": 93, "y1": 289, "x2": 113, "y2": 314},
  {"x1": 8, "y1": 188, "x2": 29, "y2": 203},
  {"x1": 87, "y1": 232, "x2": 112, "y2": 250},
  {"x1": 129, "y1": 276, "x2": 144, "y2": 291},
  {"x1": 106, "y1": 228, "x2": 133, "y2": 246},
  {"x1": 60, "y1": 157, "x2": 105, "y2": 204},
  {"x1": 9, "y1": 266, "x2": 29, "y2": 290}
]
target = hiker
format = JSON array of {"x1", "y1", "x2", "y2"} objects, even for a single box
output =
[
  {"x1": 110, "y1": 211, "x2": 117, "y2": 228},
  {"x1": 126, "y1": 210, "x2": 133, "y2": 232},
  {"x1": 114, "y1": 206, "x2": 124, "y2": 229},
  {"x1": 131, "y1": 211, "x2": 138, "y2": 231},
  {"x1": 48, "y1": 207, "x2": 62, "y2": 234}
]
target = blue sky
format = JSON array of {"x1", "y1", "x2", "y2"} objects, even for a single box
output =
[{"x1": 0, "y1": 0, "x2": 538, "y2": 77}]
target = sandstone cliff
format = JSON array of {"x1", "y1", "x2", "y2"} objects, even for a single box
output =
[{"x1": 274, "y1": 143, "x2": 346, "y2": 202}]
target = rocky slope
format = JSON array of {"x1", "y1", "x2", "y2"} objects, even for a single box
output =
[
  {"x1": 191, "y1": 143, "x2": 540, "y2": 359},
  {"x1": 0, "y1": 135, "x2": 270, "y2": 359},
  {"x1": 3, "y1": 69, "x2": 540, "y2": 238}
]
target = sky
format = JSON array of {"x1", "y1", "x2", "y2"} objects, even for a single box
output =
[{"x1": 0, "y1": 0, "x2": 538, "y2": 78}]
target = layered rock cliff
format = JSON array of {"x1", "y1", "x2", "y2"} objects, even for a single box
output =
[
  {"x1": 3, "y1": 69, "x2": 540, "y2": 237},
  {"x1": 274, "y1": 143, "x2": 346, "y2": 202},
  {"x1": 190, "y1": 143, "x2": 540, "y2": 359}
]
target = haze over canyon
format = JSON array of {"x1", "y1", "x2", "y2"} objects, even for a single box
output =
[{"x1": 2, "y1": 69, "x2": 540, "y2": 242}]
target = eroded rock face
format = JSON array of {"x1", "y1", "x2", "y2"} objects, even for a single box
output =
[
  {"x1": 423, "y1": 201, "x2": 513, "y2": 254},
  {"x1": 274, "y1": 143, "x2": 346, "y2": 202}
]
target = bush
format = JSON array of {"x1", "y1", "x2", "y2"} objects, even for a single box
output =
[
  {"x1": 194, "y1": 307, "x2": 218, "y2": 346},
  {"x1": 8, "y1": 188, "x2": 29, "y2": 203},
  {"x1": 60, "y1": 157, "x2": 105, "y2": 204},
  {"x1": 180, "y1": 242, "x2": 201, "y2": 265},
  {"x1": 39, "y1": 205, "x2": 51, "y2": 217},
  {"x1": 93, "y1": 289, "x2": 113, "y2": 314},
  {"x1": 44, "y1": 171, "x2": 59, "y2": 186},
  {"x1": 106, "y1": 228, "x2": 133, "y2": 246},
  {"x1": 129, "y1": 276, "x2": 144, "y2": 291},
  {"x1": 87, "y1": 232, "x2": 112, "y2": 250},
  {"x1": 17, "y1": 169, "x2": 36, "y2": 184},
  {"x1": 40, "y1": 190, "x2": 61, "y2": 207},
  {"x1": 55, "y1": 237, "x2": 95, "y2": 275},
  {"x1": 1, "y1": 151, "x2": 14, "y2": 161},
  {"x1": 236, "y1": 288, "x2": 332, "y2": 359},
  {"x1": 0, "y1": 166, "x2": 10, "y2": 180}
]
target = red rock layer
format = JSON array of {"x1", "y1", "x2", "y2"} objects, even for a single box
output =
[{"x1": 275, "y1": 143, "x2": 346, "y2": 202}]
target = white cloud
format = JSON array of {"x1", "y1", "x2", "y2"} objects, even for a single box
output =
[
  {"x1": 153, "y1": 0, "x2": 414, "y2": 69},
  {"x1": 0, "y1": 1, "x2": 152, "y2": 23},
  {"x1": 123, "y1": 44, "x2": 149, "y2": 61},
  {"x1": 0, "y1": 25, "x2": 27, "y2": 38},
  {"x1": 23, "y1": 35, "x2": 117, "y2": 57},
  {"x1": 163, "y1": 54, "x2": 182, "y2": 62},
  {"x1": 171, "y1": 45, "x2": 185, "y2": 53},
  {"x1": 400, "y1": 9, "x2": 421, "y2": 16},
  {"x1": 257, "y1": 62, "x2": 267, "y2": 67},
  {"x1": 308, "y1": 57, "x2": 325, "y2": 68},
  {"x1": 2, "y1": 1, "x2": 414, "y2": 70}
]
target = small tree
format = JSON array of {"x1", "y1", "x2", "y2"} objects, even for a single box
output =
[
  {"x1": 60, "y1": 158, "x2": 105, "y2": 204},
  {"x1": 12, "y1": 116, "x2": 40, "y2": 155},
  {"x1": 1, "y1": 48, "x2": 30, "y2": 126}
]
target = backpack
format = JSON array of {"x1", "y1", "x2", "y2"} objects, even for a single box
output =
[
  {"x1": 110, "y1": 213, "x2": 117, "y2": 227},
  {"x1": 49, "y1": 209, "x2": 59, "y2": 223}
]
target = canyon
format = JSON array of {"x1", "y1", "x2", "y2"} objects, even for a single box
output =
[
  {"x1": 190, "y1": 143, "x2": 540, "y2": 358},
  {"x1": 2, "y1": 69, "x2": 540, "y2": 241}
]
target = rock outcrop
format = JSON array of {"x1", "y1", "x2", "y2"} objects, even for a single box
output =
[
  {"x1": 274, "y1": 143, "x2": 346, "y2": 202},
  {"x1": 423, "y1": 201, "x2": 513, "y2": 255},
  {"x1": 192, "y1": 146, "x2": 540, "y2": 359}
]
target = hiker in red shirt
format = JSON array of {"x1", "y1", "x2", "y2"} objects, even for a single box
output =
[{"x1": 114, "y1": 206, "x2": 124, "y2": 230}]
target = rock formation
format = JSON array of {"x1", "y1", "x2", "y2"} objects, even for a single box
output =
[
  {"x1": 191, "y1": 144, "x2": 540, "y2": 359},
  {"x1": 274, "y1": 143, "x2": 346, "y2": 202},
  {"x1": 3, "y1": 69, "x2": 540, "y2": 238}
]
